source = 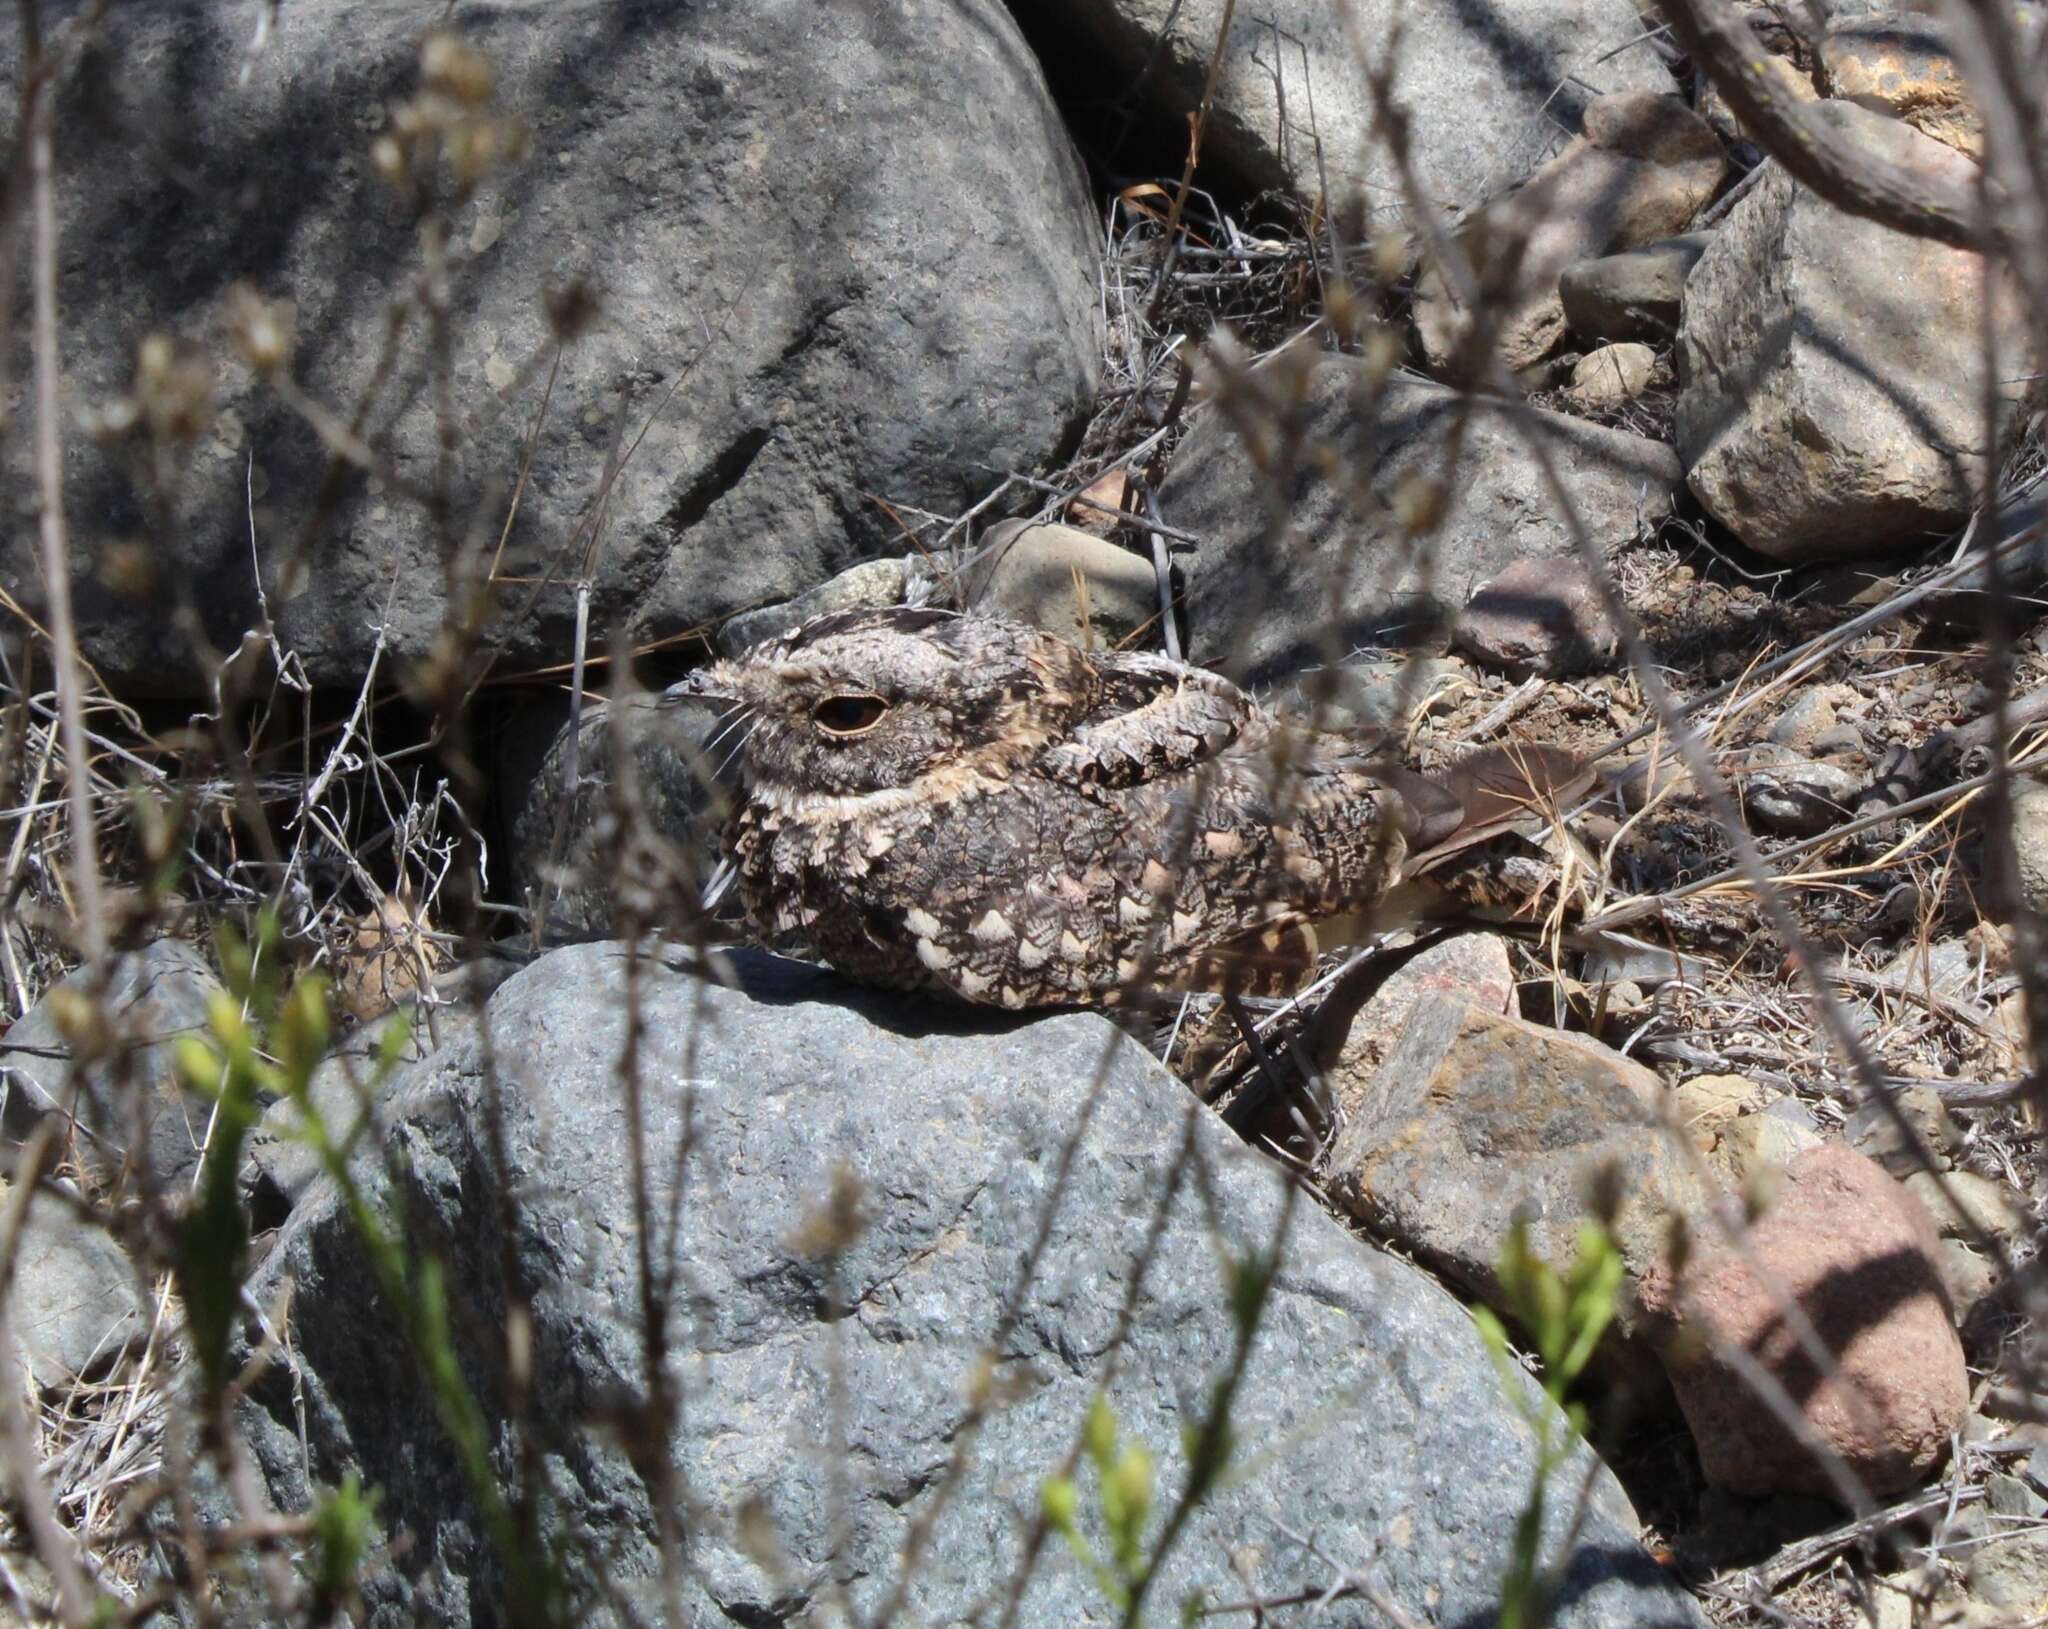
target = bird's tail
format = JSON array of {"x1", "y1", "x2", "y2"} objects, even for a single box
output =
[{"x1": 1390, "y1": 742, "x2": 1592, "y2": 875}]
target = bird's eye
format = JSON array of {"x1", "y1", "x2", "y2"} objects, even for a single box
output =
[{"x1": 812, "y1": 693, "x2": 890, "y2": 737}]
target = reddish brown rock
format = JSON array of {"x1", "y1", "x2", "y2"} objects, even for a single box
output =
[
  {"x1": 1453, "y1": 557, "x2": 1622, "y2": 677},
  {"x1": 1641, "y1": 1144, "x2": 1967, "y2": 1499}
]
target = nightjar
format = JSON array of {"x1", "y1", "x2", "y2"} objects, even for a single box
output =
[{"x1": 679, "y1": 607, "x2": 1580, "y2": 1009}]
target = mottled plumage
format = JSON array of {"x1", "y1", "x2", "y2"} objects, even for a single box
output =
[{"x1": 681, "y1": 608, "x2": 1573, "y2": 1009}]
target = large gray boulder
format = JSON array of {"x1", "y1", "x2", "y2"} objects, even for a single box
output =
[
  {"x1": 1008, "y1": 0, "x2": 1675, "y2": 219},
  {"x1": 238, "y1": 943, "x2": 1703, "y2": 1628},
  {"x1": 1168, "y1": 364, "x2": 1680, "y2": 688},
  {"x1": 0, "y1": 0, "x2": 1100, "y2": 695},
  {"x1": 1675, "y1": 101, "x2": 2035, "y2": 562}
]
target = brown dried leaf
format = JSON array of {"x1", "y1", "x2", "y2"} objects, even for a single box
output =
[{"x1": 1066, "y1": 468, "x2": 1129, "y2": 537}]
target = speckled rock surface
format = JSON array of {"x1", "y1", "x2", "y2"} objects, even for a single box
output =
[
  {"x1": 1326, "y1": 994, "x2": 1719, "y2": 1342},
  {"x1": 238, "y1": 944, "x2": 1703, "y2": 1627},
  {"x1": 1006, "y1": 0, "x2": 1675, "y2": 216},
  {"x1": 0, "y1": 0, "x2": 1100, "y2": 695}
]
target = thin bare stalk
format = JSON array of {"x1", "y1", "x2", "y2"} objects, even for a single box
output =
[{"x1": 20, "y1": 0, "x2": 104, "y2": 964}]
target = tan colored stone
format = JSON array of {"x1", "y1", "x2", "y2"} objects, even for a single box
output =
[
  {"x1": 1563, "y1": 341, "x2": 1659, "y2": 410},
  {"x1": 966, "y1": 521, "x2": 1160, "y2": 650},
  {"x1": 1641, "y1": 1144, "x2": 1968, "y2": 1498},
  {"x1": 1316, "y1": 932, "x2": 1515, "y2": 1119},
  {"x1": 1713, "y1": 1108, "x2": 1824, "y2": 1187},
  {"x1": 1415, "y1": 92, "x2": 1725, "y2": 376},
  {"x1": 1967, "y1": 1530, "x2": 2048, "y2": 1616},
  {"x1": 1870, "y1": 1569, "x2": 1965, "y2": 1629},
  {"x1": 1672, "y1": 1074, "x2": 1765, "y2": 1147},
  {"x1": 1902, "y1": 1169, "x2": 2032, "y2": 1246}
]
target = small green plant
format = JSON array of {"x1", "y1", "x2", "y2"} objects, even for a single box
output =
[
  {"x1": 171, "y1": 910, "x2": 565, "y2": 1626},
  {"x1": 171, "y1": 908, "x2": 310, "y2": 1400},
  {"x1": 1472, "y1": 1219, "x2": 1625, "y2": 1629},
  {"x1": 1041, "y1": 1395, "x2": 1157, "y2": 1610},
  {"x1": 1037, "y1": 1240, "x2": 1281, "y2": 1626},
  {"x1": 307, "y1": 1472, "x2": 381, "y2": 1621}
]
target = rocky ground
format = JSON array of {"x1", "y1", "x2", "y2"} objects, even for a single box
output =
[{"x1": 1, "y1": 0, "x2": 2046, "y2": 1625}]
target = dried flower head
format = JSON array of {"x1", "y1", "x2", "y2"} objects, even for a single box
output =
[
  {"x1": 1392, "y1": 472, "x2": 1449, "y2": 536},
  {"x1": 1371, "y1": 227, "x2": 1412, "y2": 286},
  {"x1": 444, "y1": 114, "x2": 528, "y2": 186},
  {"x1": 420, "y1": 29, "x2": 494, "y2": 109},
  {"x1": 373, "y1": 31, "x2": 527, "y2": 203},
  {"x1": 370, "y1": 132, "x2": 408, "y2": 190},
  {"x1": 98, "y1": 539, "x2": 156, "y2": 600},
  {"x1": 135, "y1": 332, "x2": 215, "y2": 443},
  {"x1": 225, "y1": 283, "x2": 295, "y2": 377},
  {"x1": 80, "y1": 394, "x2": 141, "y2": 442},
  {"x1": 1360, "y1": 323, "x2": 1402, "y2": 386},
  {"x1": 1323, "y1": 278, "x2": 1365, "y2": 344},
  {"x1": 787, "y1": 1162, "x2": 871, "y2": 1259}
]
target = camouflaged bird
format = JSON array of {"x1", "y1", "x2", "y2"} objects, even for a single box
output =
[{"x1": 681, "y1": 607, "x2": 1585, "y2": 1009}]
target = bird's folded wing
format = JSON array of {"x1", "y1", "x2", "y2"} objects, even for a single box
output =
[{"x1": 1039, "y1": 654, "x2": 1253, "y2": 789}]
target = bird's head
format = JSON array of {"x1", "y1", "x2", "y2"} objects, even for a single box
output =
[{"x1": 673, "y1": 607, "x2": 1092, "y2": 800}]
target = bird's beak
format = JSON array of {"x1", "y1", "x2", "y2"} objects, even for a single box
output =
[{"x1": 667, "y1": 665, "x2": 739, "y2": 704}]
